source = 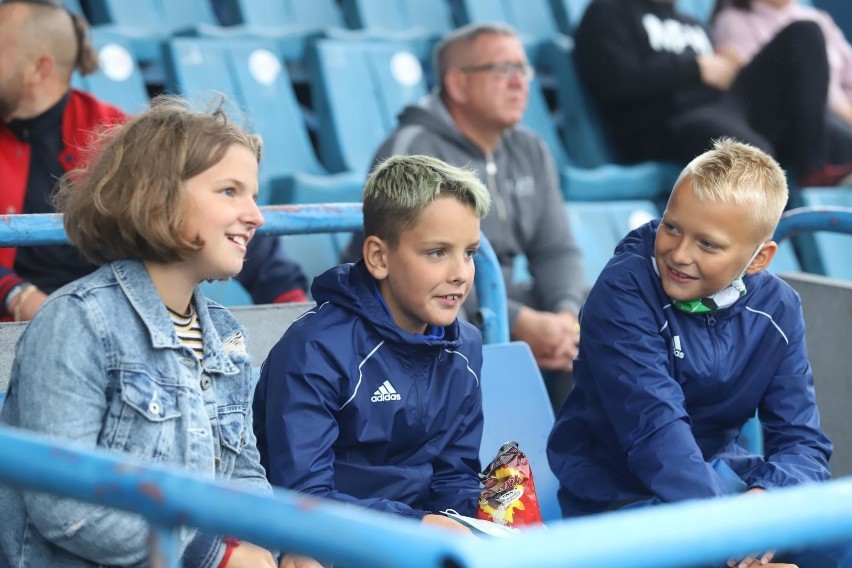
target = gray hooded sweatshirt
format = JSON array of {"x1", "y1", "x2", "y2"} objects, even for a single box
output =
[{"x1": 346, "y1": 93, "x2": 585, "y2": 328}]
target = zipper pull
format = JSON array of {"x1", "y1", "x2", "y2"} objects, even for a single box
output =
[{"x1": 706, "y1": 313, "x2": 717, "y2": 326}]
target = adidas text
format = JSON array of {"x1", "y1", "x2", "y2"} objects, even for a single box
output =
[{"x1": 371, "y1": 393, "x2": 402, "y2": 402}]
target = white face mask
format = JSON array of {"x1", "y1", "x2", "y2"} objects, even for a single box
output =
[{"x1": 670, "y1": 243, "x2": 765, "y2": 314}]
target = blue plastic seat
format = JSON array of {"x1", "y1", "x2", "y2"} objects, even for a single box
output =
[
  {"x1": 280, "y1": 234, "x2": 345, "y2": 295},
  {"x1": 340, "y1": 0, "x2": 452, "y2": 38},
  {"x1": 675, "y1": 0, "x2": 716, "y2": 26},
  {"x1": 308, "y1": 39, "x2": 428, "y2": 174},
  {"x1": 549, "y1": 0, "x2": 593, "y2": 34},
  {"x1": 201, "y1": 0, "x2": 346, "y2": 63},
  {"x1": 75, "y1": 28, "x2": 149, "y2": 115},
  {"x1": 563, "y1": 200, "x2": 661, "y2": 286},
  {"x1": 799, "y1": 188, "x2": 852, "y2": 280},
  {"x1": 524, "y1": 72, "x2": 677, "y2": 201},
  {"x1": 85, "y1": 0, "x2": 222, "y2": 67},
  {"x1": 163, "y1": 37, "x2": 364, "y2": 205},
  {"x1": 480, "y1": 342, "x2": 561, "y2": 523},
  {"x1": 448, "y1": 0, "x2": 567, "y2": 55}
]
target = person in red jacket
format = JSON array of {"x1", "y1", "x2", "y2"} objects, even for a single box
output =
[{"x1": 0, "y1": 0, "x2": 309, "y2": 322}]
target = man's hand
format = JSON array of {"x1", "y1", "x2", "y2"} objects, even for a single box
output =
[
  {"x1": 697, "y1": 51, "x2": 741, "y2": 91},
  {"x1": 512, "y1": 308, "x2": 579, "y2": 372},
  {"x1": 225, "y1": 541, "x2": 278, "y2": 567},
  {"x1": 279, "y1": 554, "x2": 325, "y2": 568}
]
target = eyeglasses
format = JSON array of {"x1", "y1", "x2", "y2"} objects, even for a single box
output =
[{"x1": 460, "y1": 61, "x2": 535, "y2": 82}]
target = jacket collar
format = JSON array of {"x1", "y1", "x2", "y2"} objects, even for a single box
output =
[{"x1": 111, "y1": 259, "x2": 239, "y2": 374}]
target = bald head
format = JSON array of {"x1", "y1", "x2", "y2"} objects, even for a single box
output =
[{"x1": 0, "y1": 0, "x2": 97, "y2": 80}]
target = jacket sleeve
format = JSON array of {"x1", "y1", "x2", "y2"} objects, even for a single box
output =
[
  {"x1": 582, "y1": 267, "x2": 729, "y2": 502},
  {"x1": 237, "y1": 235, "x2": 308, "y2": 304},
  {"x1": 14, "y1": 295, "x2": 155, "y2": 566},
  {"x1": 0, "y1": 269, "x2": 25, "y2": 318},
  {"x1": 526, "y1": 138, "x2": 585, "y2": 315},
  {"x1": 574, "y1": 0, "x2": 703, "y2": 105},
  {"x1": 427, "y1": 350, "x2": 484, "y2": 516},
  {"x1": 747, "y1": 297, "x2": 831, "y2": 489},
  {"x1": 258, "y1": 331, "x2": 429, "y2": 519}
]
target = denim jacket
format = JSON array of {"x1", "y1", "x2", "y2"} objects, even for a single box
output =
[{"x1": 0, "y1": 259, "x2": 271, "y2": 568}]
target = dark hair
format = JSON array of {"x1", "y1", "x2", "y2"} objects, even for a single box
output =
[{"x1": 56, "y1": 95, "x2": 263, "y2": 265}]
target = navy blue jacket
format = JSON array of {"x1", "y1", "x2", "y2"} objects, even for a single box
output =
[
  {"x1": 547, "y1": 221, "x2": 832, "y2": 516},
  {"x1": 253, "y1": 261, "x2": 484, "y2": 518}
]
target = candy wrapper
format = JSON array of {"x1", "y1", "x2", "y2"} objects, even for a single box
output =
[{"x1": 476, "y1": 441, "x2": 543, "y2": 527}]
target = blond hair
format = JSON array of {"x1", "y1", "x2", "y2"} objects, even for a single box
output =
[
  {"x1": 363, "y1": 155, "x2": 491, "y2": 248},
  {"x1": 56, "y1": 95, "x2": 262, "y2": 265},
  {"x1": 677, "y1": 138, "x2": 788, "y2": 239}
]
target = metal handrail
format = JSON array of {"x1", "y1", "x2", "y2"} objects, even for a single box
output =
[{"x1": 0, "y1": 205, "x2": 509, "y2": 343}]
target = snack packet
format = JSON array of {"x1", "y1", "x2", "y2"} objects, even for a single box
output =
[{"x1": 476, "y1": 441, "x2": 543, "y2": 527}]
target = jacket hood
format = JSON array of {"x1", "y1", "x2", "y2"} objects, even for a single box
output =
[
  {"x1": 396, "y1": 94, "x2": 487, "y2": 157},
  {"x1": 311, "y1": 260, "x2": 463, "y2": 347}
]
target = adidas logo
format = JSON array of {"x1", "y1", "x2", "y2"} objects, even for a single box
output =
[
  {"x1": 371, "y1": 380, "x2": 402, "y2": 402},
  {"x1": 672, "y1": 335, "x2": 685, "y2": 359}
]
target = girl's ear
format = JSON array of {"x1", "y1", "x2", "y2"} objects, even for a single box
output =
[
  {"x1": 745, "y1": 241, "x2": 778, "y2": 275},
  {"x1": 362, "y1": 235, "x2": 389, "y2": 280}
]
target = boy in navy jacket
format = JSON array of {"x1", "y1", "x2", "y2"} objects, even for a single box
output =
[
  {"x1": 548, "y1": 139, "x2": 844, "y2": 566},
  {"x1": 254, "y1": 155, "x2": 491, "y2": 532}
]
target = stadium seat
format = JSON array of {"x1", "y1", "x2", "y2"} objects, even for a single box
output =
[
  {"x1": 75, "y1": 28, "x2": 149, "y2": 115},
  {"x1": 163, "y1": 37, "x2": 364, "y2": 205},
  {"x1": 524, "y1": 73, "x2": 676, "y2": 201},
  {"x1": 199, "y1": 280, "x2": 253, "y2": 306},
  {"x1": 202, "y1": 0, "x2": 347, "y2": 63},
  {"x1": 280, "y1": 233, "x2": 346, "y2": 295},
  {"x1": 340, "y1": 0, "x2": 452, "y2": 38},
  {"x1": 549, "y1": 0, "x2": 592, "y2": 34},
  {"x1": 767, "y1": 241, "x2": 801, "y2": 275},
  {"x1": 448, "y1": 0, "x2": 568, "y2": 57},
  {"x1": 564, "y1": 200, "x2": 661, "y2": 286},
  {"x1": 799, "y1": 188, "x2": 852, "y2": 280},
  {"x1": 308, "y1": 38, "x2": 428, "y2": 174},
  {"x1": 813, "y1": 0, "x2": 851, "y2": 36},
  {"x1": 480, "y1": 341, "x2": 561, "y2": 523},
  {"x1": 63, "y1": 0, "x2": 84, "y2": 16},
  {"x1": 85, "y1": 0, "x2": 222, "y2": 68},
  {"x1": 675, "y1": 0, "x2": 716, "y2": 26}
]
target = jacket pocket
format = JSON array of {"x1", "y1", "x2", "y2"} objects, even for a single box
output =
[
  {"x1": 217, "y1": 403, "x2": 248, "y2": 454},
  {"x1": 105, "y1": 368, "x2": 183, "y2": 460}
]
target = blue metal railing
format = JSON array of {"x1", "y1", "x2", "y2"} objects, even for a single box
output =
[
  {"x1": 0, "y1": 205, "x2": 509, "y2": 343},
  {"x1": 2, "y1": 206, "x2": 852, "y2": 567},
  {"x1": 774, "y1": 205, "x2": 852, "y2": 243}
]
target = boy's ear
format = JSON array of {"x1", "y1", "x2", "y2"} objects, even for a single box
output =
[
  {"x1": 362, "y1": 235, "x2": 389, "y2": 280},
  {"x1": 745, "y1": 241, "x2": 778, "y2": 275}
]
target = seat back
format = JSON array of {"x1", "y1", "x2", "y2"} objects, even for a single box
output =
[
  {"x1": 799, "y1": 189, "x2": 852, "y2": 281},
  {"x1": 448, "y1": 0, "x2": 562, "y2": 41},
  {"x1": 341, "y1": 0, "x2": 452, "y2": 37},
  {"x1": 549, "y1": 0, "x2": 593, "y2": 34},
  {"x1": 675, "y1": 0, "x2": 716, "y2": 26},
  {"x1": 480, "y1": 342, "x2": 561, "y2": 522},
  {"x1": 78, "y1": 29, "x2": 149, "y2": 115},
  {"x1": 309, "y1": 39, "x2": 428, "y2": 173},
  {"x1": 86, "y1": 0, "x2": 220, "y2": 31},
  {"x1": 229, "y1": 0, "x2": 344, "y2": 29}
]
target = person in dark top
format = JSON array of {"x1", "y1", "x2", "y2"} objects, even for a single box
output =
[{"x1": 574, "y1": 0, "x2": 852, "y2": 186}]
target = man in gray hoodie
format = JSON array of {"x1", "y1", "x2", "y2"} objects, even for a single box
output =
[{"x1": 345, "y1": 23, "x2": 584, "y2": 402}]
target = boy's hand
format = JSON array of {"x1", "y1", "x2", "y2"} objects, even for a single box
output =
[
  {"x1": 421, "y1": 514, "x2": 474, "y2": 536},
  {"x1": 725, "y1": 490, "x2": 796, "y2": 568},
  {"x1": 279, "y1": 554, "x2": 325, "y2": 568}
]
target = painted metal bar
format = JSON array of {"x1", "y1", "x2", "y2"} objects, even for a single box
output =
[
  {"x1": 774, "y1": 206, "x2": 852, "y2": 242},
  {"x1": 0, "y1": 427, "x2": 464, "y2": 568},
  {"x1": 3, "y1": 424, "x2": 852, "y2": 568},
  {"x1": 149, "y1": 527, "x2": 181, "y2": 568},
  {"x1": 0, "y1": 206, "x2": 509, "y2": 343}
]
